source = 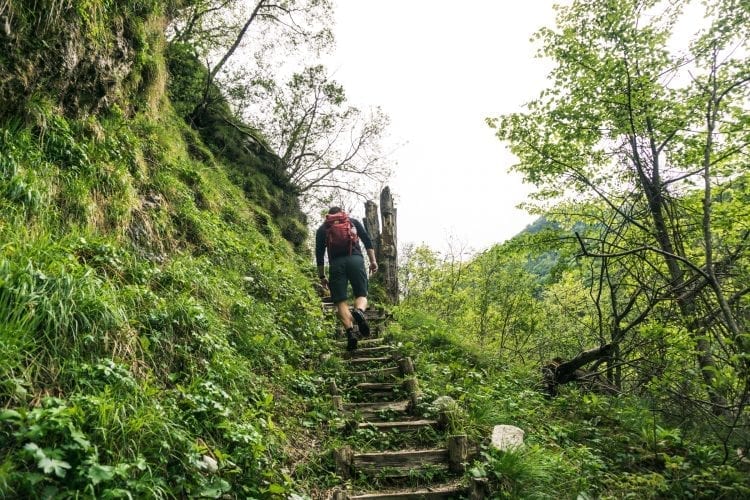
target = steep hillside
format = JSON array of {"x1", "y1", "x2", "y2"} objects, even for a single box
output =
[{"x1": 0, "y1": 1, "x2": 333, "y2": 497}]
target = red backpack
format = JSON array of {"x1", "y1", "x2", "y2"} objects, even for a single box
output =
[{"x1": 324, "y1": 212, "x2": 359, "y2": 256}]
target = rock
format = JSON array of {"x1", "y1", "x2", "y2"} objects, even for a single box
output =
[
  {"x1": 431, "y1": 395, "x2": 456, "y2": 411},
  {"x1": 491, "y1": 424, "x2": 525, "y2": 451},
  {"x1": 200, "y1": 455, "x2": 218, "y2": 473}
]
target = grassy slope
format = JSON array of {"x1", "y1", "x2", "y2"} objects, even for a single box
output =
[{"x1": 0, "y1": 2, "x2": 337, "y2": 498}]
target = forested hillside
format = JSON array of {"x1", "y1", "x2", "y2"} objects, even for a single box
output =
[{"x1": 1, "y1": 0, "x2": 750, "y2": 499}]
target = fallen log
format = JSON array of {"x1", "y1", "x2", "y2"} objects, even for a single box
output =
[{"x1": 543, "y1": 343, "x2": 613, "y2": 396}]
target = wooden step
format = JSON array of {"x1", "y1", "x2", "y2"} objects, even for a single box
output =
[
  {"x1": 344, "y1": 345, "x2": 394, "y2": 358},
  {"x1": 334, "y1": 325, "x2": 385, "y2": 340},
  {"x1": 357, "y1": 419, "x2": 438, "y2": 432},
  {"x1": 347, "y1": 485, "x2": 467, "y2": 500},
  {"x1": 344, "y1": 400, "x2": 410, "y2": 419},
  {"x1": 354, "y1": 448, "x2": 450, "y2": 476},
  {"x1": 355, "y1": 382, "x2": 397, "y2": 392},
  {"x1": 347, "y1": 366, "x2": 400, "y2": 379},
  {"x1": 348, "y1": 356, "x2": 393, "y2": 365},
  {"x1": 336, "y1": 337, "x2": 385, "y2": 348}
]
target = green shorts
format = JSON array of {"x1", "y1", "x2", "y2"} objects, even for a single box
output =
[{"x1": 329, "y1": 254, "x2": 368, "y2": 303}]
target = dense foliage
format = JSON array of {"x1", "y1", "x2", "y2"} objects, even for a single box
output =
[
  {"x1": 0, "y1": 1, "x2": 339, "y2": 497},
  {"x1": 2, "y1": 0, "x2": 749, "y2": 498}
]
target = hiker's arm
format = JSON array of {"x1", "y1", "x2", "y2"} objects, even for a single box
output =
[
  {"x1": 367, "y1": 248, "x2": 378, "y2": 274},
  {"x1": 315, "y1": 227, "x2": 328, "y2": 284}
]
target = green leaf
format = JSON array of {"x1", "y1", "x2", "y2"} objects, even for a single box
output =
[
  {"x1": 38, "y1": 457, "x2": 71, "y2": 478},
  {"x1": 0, "y1": 409, "x2": 22, "y2": 422},
  {"x1": 198, "y1": 478, "x2": 231, "y2": 498},
  {"x1": 87, "y1": 464, "x2": 115, "y2": 485},
  {"x1": 267, "y1": 483, "x2": 286, "y2": 494}
]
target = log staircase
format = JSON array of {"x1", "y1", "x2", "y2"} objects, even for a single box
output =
[{"x1": 322, "y1": 304, "x2": 487, "y2": 500}]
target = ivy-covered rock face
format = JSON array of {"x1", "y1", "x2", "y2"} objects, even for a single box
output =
[{"x1": 1, "y1": 1, "x2": 156, "y2": 118}]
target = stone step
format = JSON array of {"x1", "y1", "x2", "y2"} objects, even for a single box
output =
[{"x1": 357, "y1": 419, "x2": 438, "y2": 432}]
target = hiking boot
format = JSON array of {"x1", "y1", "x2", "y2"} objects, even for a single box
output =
[
  {"x1": 346, "y1": 326, "x2": 360, "y2": 351},
  {"x1": 351, "y1": 308, "x2": 370, "y2": 337}
]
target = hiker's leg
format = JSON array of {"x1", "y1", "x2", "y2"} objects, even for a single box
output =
[
  {"x1": 354, "y1": 296, "x2": 368, "y2": 312},
  {"x1": 336, "y1": 300, "x2": 354, "y2": 329},
  {"x1": 348, "y1": 255, "x2": 369, "y2": 310},
  {"x1": 347, "y1": 255, "x2": 371, "y2": 336},
  {"x1": 328, "y1": 257, "x2": 350, "y2": 328}
]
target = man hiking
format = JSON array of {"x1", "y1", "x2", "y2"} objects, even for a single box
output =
[{"x1": 316, "y1": 207, "x2": 378, "y2": 350}]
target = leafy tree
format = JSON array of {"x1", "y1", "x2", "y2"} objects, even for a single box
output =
[
  {"x1": 169, "y1": 0, "x2": 334, "y2": 118},
  {"x1": 491, "y1": 0, "x2": 750, "y2": 415},
  {"x1": 168, "y1": 2, "x2": 389, "y2": 205},
  {"x1": 251, "y1": 65, "x2": 390, "y2": 203}
]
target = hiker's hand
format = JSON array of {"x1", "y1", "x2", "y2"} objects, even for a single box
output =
[
  {"x1": 369, "y1": 261, "x2": 378, "y2": 274},
  {"x1": 319, "y1": 276, "x2": 329, "y2": 288}
]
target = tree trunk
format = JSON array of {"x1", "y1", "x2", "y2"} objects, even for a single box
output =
[
  {"x1": 363, "y1": 200, "x2": 381, "y2": 261},
  {"x1": 379, "y1": 187, "x2": 399, "y2": 304}
]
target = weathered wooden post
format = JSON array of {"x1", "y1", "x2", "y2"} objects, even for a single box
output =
[
  {"x1": 447, "y1": 434, "x2": 468, "y2": 473},
  {"x1": 363, "y1": 187, "x2": 399, "y2": 304},
  {"x1": 364, "y1": 200, "x2": 381, "y2": 257},
  {"x1": 398, "y1": 357, "x2": 415, "y2": 376},
  {"x1": 331, "y1": 489, "x2": 348, "y2": 500},
  {"x1": 328, "y1": 380, "x2": 339, "y2": 396},
  {"x1": 331, "y1": 395, "x2": 343, "y2": 412},
  {"x1": 333, "y1": 445, "x2": 354, "y2": 479},
  {"x1": 379, "y1": 187, "x2": 399, "y2": 304},
  {"x1": 469, "y1": 477, "x2": 490, "y2": 499},
  {"x1": 403, "y1": 377, "x2": 419, "y2": 412}
]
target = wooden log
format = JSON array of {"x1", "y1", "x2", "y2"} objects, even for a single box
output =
[
  {"x1": 348, "y1": 356, "x2": 393, "y2": 365},
  {"x1": 344, "y1": 346, "x2": 393, "y2": 359},
  {"x1": 543, "y1": 343, "x2": 613, "y2": 395},
  {"x1": 357, "y1": 419, "x2": 438, "y2": 432},
  {"x1": 344, "y1": 400, "x2": 410, "y2": 419},
  {"x1": 335, "y1": 337, "x2": 385, "y2": 348},
  {"x1": 353, "y1": 448, "x2": 448, "y2": 470},
  {"x1": 447, "y1": 435, "x2": 468, "y2": 473},
  {"x1": 398, "y1": 357, "x2": 415, "y2": 376},
  {"x1": 349, "y1": 487, "x2": 467, "y2": 499},
  {"x1": 355, "y1": 382, "x2": 397, "y2": 392},
  {"x1": 364, "y1": 200, "x2": 381, "y2": 260},
  {"x1": 334, "y1": 446, "x2": 354, "y2": 480},
  {"x1": 347, "y1": 366, "x2": 401, "y2": 379}
]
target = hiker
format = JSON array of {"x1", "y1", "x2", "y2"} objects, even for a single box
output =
[{"x1": 316, "y1": 207, "x2": 378, "y2": 350}]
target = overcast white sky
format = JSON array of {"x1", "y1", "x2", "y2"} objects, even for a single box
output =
[{"x1": 323, "y1": 1, "x2": 562, "y2": 254}]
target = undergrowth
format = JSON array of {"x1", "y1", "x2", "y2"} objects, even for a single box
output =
[
  {"x1": 0, "y1": 96, "x2": 333, "y2": 498},
  {"x1": 388, "y1": 307, "x2": 750, "y2": 499}
]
